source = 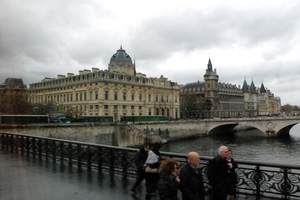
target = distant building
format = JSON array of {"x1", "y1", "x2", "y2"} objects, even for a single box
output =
[
  {"x1": 27, "y1": 46, "x2": 180, "y2": 120},
  {"x1": 0, "y1": 78, "x2": 28, "y2": 114},
  {"x1": 180, "y1": 59, "x2": 281, "y2": 119}
]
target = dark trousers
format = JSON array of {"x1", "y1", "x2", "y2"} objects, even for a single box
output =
[
  {"x1": 145, "y1": 172, "x2": 160, "y2": 194},
  {"x1": 209, "y1": 185, "x2": 227, "y2": 200},
  {"x1": 131, "y1": 167, "x2": 146, "y2": 190}
]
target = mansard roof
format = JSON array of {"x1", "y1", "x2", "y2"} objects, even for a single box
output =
[
  {"x1": 3, "y1": 78, "x2": 27, "y2": 89},
  {"x1": 218, "y1": 82, "x2": 243, "y2": 94},
  {"x1": 180, "y1": 81, "x2": 205, "y2": 93},
  {"x1": 109, "y1": 46, "x2": 133, "y2": 64}
]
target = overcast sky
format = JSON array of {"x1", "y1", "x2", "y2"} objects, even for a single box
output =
[{"x1": 1, "y1": 0, "x2": 299, "y2": 105}]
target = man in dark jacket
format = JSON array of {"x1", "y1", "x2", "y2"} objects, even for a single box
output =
[
  {"x1": 179, "y1": 152, "x2": 205, "y2": 200},
  {"x1": 130, "y1": 143, "x2": 149, "y2": 193},
  {"x1": 207, "y1": 145, "x2": 229, "y2": 200}
]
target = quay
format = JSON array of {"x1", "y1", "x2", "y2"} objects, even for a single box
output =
[
  {"x1": 1, "y1": 131, "x2": 300, "y2": 199},
  {"x1": 1, "y1": 117, "x2": 300, "y2": 148}
]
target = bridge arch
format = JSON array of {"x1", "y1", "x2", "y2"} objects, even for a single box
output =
[{"x1": 205, "y1": 118, "x2": 300, "y2": 137}]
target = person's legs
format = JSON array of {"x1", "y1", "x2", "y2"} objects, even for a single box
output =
[
  {"x1": 145, "y1": 173, "x2": 159, "y2": 195},
  {"x1": 131, "y1": 168, "x2": 145, "y2": 192}
]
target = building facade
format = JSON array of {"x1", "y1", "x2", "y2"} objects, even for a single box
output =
[
  {"x1": 0, "y1": 78, "x2": 28, "y2": 114},
  {"x1": 180, "y1": 59, "x2": 281, "y2": 119},
  {"x1": 27, "y1": 46, "x2": 180, "y2": 120}
]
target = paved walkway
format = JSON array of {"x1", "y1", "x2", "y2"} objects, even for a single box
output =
[{"x1": 0, "y1": 151, "x2": 274, "y2": 200}]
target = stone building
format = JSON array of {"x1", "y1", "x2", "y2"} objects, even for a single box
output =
[
  {"x1": 180, "y1": 59, "x2": 281, "y2": 119},
  {"x1": 27, "y1": 46, "x2": 180, "y2": 120},
  {"x1": 0, "y1": 78, "x2": 28, "y2": 114}
]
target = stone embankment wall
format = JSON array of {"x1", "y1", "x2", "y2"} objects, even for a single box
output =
[
  {"x1": 0, "y1": 121, "x2": 252, "y2": 147},
  {"x1": 0, "y1": 124, "x2": 115, "y2": 145}
]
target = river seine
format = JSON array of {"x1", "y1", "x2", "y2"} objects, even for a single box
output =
[{"x1": 160, "y1": 123, "x2": 300, "y2": 165}]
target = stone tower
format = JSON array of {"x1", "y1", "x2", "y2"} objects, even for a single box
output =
[{"x1": 204, "y1": 59, "x2": 219, "y2": 112}]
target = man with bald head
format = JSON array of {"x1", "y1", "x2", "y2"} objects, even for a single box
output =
[
  {"x1": 207, "y1": 145, "x2": 229, "y2": 200},
  {"x1": 179, "y1": 152, "x2": 205, "y2": 200}
]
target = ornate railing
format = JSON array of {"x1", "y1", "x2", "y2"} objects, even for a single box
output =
[{"x1": 1, "y1": 131, "x2": 300, "y2": 199}]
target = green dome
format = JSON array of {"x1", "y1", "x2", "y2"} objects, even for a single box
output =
[{"x1": 110, "y1": 46, "x2": 132, "y2": 64}]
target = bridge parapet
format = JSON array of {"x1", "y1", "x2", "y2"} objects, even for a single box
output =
[
  {"x1": 203, "y1": 117, "x2": 300, "y2": 137},
  {"x1": 1, "y1": 131, "x2": 300, "y2": 199}
]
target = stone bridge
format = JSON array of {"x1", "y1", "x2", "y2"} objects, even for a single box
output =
[{"x1": 205, "y1": 117, "x2": 300, "y2": 137}]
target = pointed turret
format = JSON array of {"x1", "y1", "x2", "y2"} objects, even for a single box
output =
[
  {"x1": 260, "y1": 82, "x2": 266, "y2": 94},
  {"x1": 242, "y1": 79, "x2": 248, "y2": 93},
  {"x1": 207, "y1": 58, "x2": 212, "y2": 71},
  {"x1": 250, "y1": 80, "x2": 256, "y2": 93}
]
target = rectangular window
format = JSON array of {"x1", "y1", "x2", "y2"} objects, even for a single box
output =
[
  {"x1": 95, "y1": 91, "x2": 98, "y2": 100},
  {"x1": 122, "y1": 105, "x2": 126, "y2": 110},
  {"x1": 114, "y1": 105, "x2": 118, "y2": 110},
  {"x1": 123, "y1": 92, "x2": 126, "y2": 101},
  {"x1": 90, "y1": 105, "x2": 93, "y2": 109},
  {"x1": 139, "y1": 106, "x2": 142, "y2": 109},
  {"x1": 105, "y1": 91, "x2": 109, "y2": 100},
  {"x1": 104, "y1": 105, "x2": 109, "y2": 109},
  {"x1": 148, "y1": 94, "x2": 151, "y2": 102},
  {"x1": 139, "y1": 94, "x2": 142, "y2": 101},
  {"x1": 148, "y1": 108, "x2": 151, "y2": 115},
  {"x1": 156, "y1": 95, "x2": 158, "y2": 102},
  {"x1": 95, "y1": 105, "x2": 99, "y2": 110},
  {"x1": 114, "y1": 92, "x2": 118, "y2": 100},
  {"x1": 131, "y1": 93, "x2": 134, "y2": 101},
  {"x1": 90, "y1": 91, "x2": 92, "y2": 100},
  {"x1": 131, "y1": 106, "x2": 134, "y2": 109},
  {"x1": 84, "y1": 92, "x2": 87, "y2": 100}
]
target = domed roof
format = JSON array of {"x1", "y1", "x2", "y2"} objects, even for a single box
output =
[{"x1": 110, "y1": 46, "x2": 132, "y2": 64}]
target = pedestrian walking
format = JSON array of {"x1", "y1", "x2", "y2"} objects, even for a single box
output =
[
  {"x1": 144, "y1": 142, "x2": 162, "y2": 198},
  {"x1": 158, "y1": 158, "x2": 180, "y2": 200},
  {"x1": 131, "y1": 143, "x2": 150, "y2": 193},
  {"x1": 207, "y1": 145, "x2": 229, "y2": 200},
  {"x1": 179, "y1": 152, "x2": 205, "y2": 200}
]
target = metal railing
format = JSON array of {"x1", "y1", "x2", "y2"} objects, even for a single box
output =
[{"x1": 1, "y1": 131, "x2": 300, "y2": 199}]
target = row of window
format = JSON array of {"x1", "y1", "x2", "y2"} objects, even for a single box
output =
[
  {"x1": 29, "y1": 92, "x2": 178, "y2": 104},
  {"x1": 30, "y1": 82, "x2": 149, "y2": 93}
]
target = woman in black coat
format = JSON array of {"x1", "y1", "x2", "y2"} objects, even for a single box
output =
[
  {"x1": 158, "y1": 158, "x2": 180, "y2": 200},
  {"x1": 130, "y1": 143, "x2": 150, "y2": 193}
]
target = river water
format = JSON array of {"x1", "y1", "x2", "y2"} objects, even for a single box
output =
[{"x1": 160, "y1": 123, "x2": 300, "y2": 165}]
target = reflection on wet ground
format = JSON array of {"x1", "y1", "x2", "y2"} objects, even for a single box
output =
[
  {"x1": 0, "y1": 151, "x2": 154, "y2": 200},
  {"x1": 0, "y1": 151, "x2": 273, "y2": 200}
]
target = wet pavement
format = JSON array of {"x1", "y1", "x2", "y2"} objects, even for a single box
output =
[{"x1": 0, "y1": 151, "x2": 274, "y2": 200}]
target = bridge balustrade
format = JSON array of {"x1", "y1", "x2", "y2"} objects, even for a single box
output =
[{"x1": 1, "y1": 131, "x2": 300, "y2": 199}]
